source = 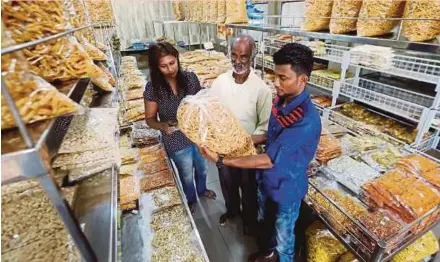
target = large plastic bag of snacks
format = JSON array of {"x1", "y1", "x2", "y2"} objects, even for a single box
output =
[
  {"x1": 173, "y1": 0, "x2": 185, "y2": 21},
  {"x1": 85, "y1": 0, "x2": 114, "y2": 23},
  {"x1": 21, "y1": 36, "x2": 98, "y2": 82},
  {"x1": 1, "y1": 0, "x2": 67, "y2": 44},
  {"x1": 391, "y1": 231, "x2": 439, "y2": 262},
  {"x1": 357, "y1": 0, "x2": 405, "y2": 37},
  {"x1": 302, "y1": 0, "x2": 334, "y2": 31},
  {"x1": 90, "y1": 65, "x2": 114, "y2": 92},
  {"x1": 98, "y1": 62, "x2": 116, "y2": 86},
  {"x1": 193, "y1": 0, "x2": 203, "y2": 22},
  {"x1": 306, "y1": 221, "x2": 347, "y2": 262},
  {"x1": 177, "y1": 91, "x2": 256, "y2": 157},
  {"x1": 81, "y1": 38, "x2": 108, "y2": 61},
  {"x1": 209, "y1": 0, "x2": 219, "y2": 23},
  {"x1": 402, "y1": 0, "x2": 440, "y2": 42},
  {"x1": 330, "y1": 0, "x2": 363, "y2": 34},
  {"x1": 201, "y1": 1, "x2": 209, "y2": 22},
  {"x1": 225, "y1": 0, "x2": 248, "y2": 24},
  {"x1": 217, "y1": 0, "x2": 227, "y2": 23},
  {"x1": 185, "y1": 0, "x2": 192, "y2": 21},
  {"x1": 1, "y1": 32, "x2": 81, "y2": 130}
]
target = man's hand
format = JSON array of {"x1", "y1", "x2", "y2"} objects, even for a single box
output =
[
  {"x1": 201, "y1": 147, "x2": 219, "y2": 163},
  {"x1": 251, "y1": 134, "x2": 267, "y2": 145}
]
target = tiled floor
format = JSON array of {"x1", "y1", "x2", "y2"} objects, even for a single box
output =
[{"x1": 193, "y1": 163, "x2": 258, "y2": 262}]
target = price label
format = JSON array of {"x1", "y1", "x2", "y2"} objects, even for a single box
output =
[{"x1": 203, "y1": 42, "x2": 214, "y2": 50}]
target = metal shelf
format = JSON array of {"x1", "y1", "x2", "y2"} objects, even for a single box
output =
[
  {"x1": 226, "y1": 24, "x2": 440, "y2": 53},
  {"x1": 339, "y1": 78, "x2": 428, "y2": 122}
]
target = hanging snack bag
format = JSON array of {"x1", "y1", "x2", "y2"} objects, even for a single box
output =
[
  {"x1": 177, "y1": 91, "x2": 255, "y2": 157},
  {"x1": 82, "y1": 40, "x2": 108, "y2": 61},
  {"x1": 330, "y1": 0, "x2": 363, "y2": 34},
  {"x1": 402, "y1": 0, "x2": 440, "y2": 42},
  {"x1": 225, "y1": 0, "x2": 248, "y2": 24},
  {"x1": 193, "y1": 0, "x2": 202, "y2": 22},
  {"x1": 98, "y1": 62, "x2": 116, "y2": 86},
  {"x1": 2, "y1": 0, "x2": 67, "y2": 44},
  {"x1": 209, "y1": 0, "x2": 219, "y2": 23},
  {"x1": 217, "y1": 0, "x2": 227, "y2": 23},
  {"x1": 357, "y1": 0, "x2": 406, "y2": 37},
  {"x1": 90, "y1": 64, "x2": 114, "y2": 92},
  {"x1": 173, "y1": 0, "x2": 185, "y2": 21},
  {"x1": 302, "y1": 0, "x2": 334, "y2": 32}
]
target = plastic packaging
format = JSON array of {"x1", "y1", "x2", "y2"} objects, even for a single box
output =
[
  {"x1": 177, "y1": 91, "x2": 256, "y2": 157},
  {"x1": 125, "y1": 89, "x2": 144, "y2": 101},
  {"x1": 138, "y1": 170, "x2": 175, "y2": 192},
  {"x1": 131, "y1": 128, "x2": 160, "y2": 147},
  {"x1": 185, "y1": 0, "x2": 193, "y2": 21},
  {"x1": 82, "y1": 39, "x2": 108, "y2": 61},
  {"x1": 208, "y1": 0, "x2": 219, "y2": 23},
  {"x1": 193, "y1": 0, "x2": 202, "y2": 21},
  {"x1": 402, "y1": 0, "x2": 440, "y2": 42},
  {"x1": 124, "y1": 107, "x2": 145, "y2": 123},
  {"x1": 391, "y1": 231, "x2": 439, "y2": 262},
  {"x1": 330, "y1": 0, "x2": 363, "y2": 34},
  {"x1": 396, "y1": 154, "x2": 439, "y2": 176},
  {"x1": 316, "y1": 132, "x2": 342, "y2": 164},
  {"x1": 150, "y1": 206, "x2": 185, "y2": 230},
  {"x1": 225, "y1": 0, "x2": 248, "y2": 24},
  {"x1": 357, "y1": 0, "x2": 405, "y2": 37},
  {"x1": 137, "y1": 159, "x2": 169, "y2": 176},
  {"x1": 2, "y1": 0, "x2": 67, "y2": 44},
  {"x1": 306, "y1": 221, "x2": 347, "y2": 262},
  {"x1": 302, "y1": 0, "x2": 334, "y2": 31},
  {"x1": 85, "y1": 0, "x2": 114, "y2": 22},
  {"x1": 91, "y1": 64, "x2": 114, "y2": 92},
  {"x1": 217, "y1": 0, "x2": 227, "y2": 23},
  {"x1": 150, "y1": 186, "x2": 181, "y2": 212},
  {"x1": 126, "y1": 75, "x2": 147, "y2": 90},
  {"x1": 120, "y1": 176, "x2": 140, "y2": 204},
  {"x1": 98, "y1": 62, "x2": 116, "y2": 86},
  {"x1": 172, "y1": 0, "x2": 185, "y2": 21},
  {"x1": 69, "y1": 0, "x2": 88, "y2": 28}
]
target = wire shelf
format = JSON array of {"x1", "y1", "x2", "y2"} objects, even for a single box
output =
[
  {"x1": 340, "y1": 78, "x2": 428, "y2": 122},
  {"x1": 411, "y1": 133, "x2": 436, "y2": 152},
  {"x1": 309, "y1": 73, "x2": 336, "y2": 92},
  {"x1": 315, "y1": 44, "x2": 350, "y2": 63},
  {"x1": 350, "y1": 52, "x2": 440, "y2": 84},
  {"x1": 256, "y1": 54, "x2": 275, "y2": 71}
]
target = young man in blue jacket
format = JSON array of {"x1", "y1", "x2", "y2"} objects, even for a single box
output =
[{"x1": 202, "y1": 43, "x2": 322, "y2": 262}]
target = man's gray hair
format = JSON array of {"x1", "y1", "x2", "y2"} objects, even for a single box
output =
[{"x1": 231, "y1": 35, "x2": 257, "y2": 60}]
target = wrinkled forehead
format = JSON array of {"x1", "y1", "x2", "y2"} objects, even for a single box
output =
[{"x1": 231, "y1": 41, "x2": 252, "y2": 56}]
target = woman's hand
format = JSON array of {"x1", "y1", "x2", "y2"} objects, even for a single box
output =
[
  {"x1": 201, "y1": 146, "x2": 219, "y2": 163},
  {"x1": 161, "y1": 123, "x2": 175, "y2": 135}
]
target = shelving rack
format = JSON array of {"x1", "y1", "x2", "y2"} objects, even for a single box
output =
[
  {"x1": 225, "y1": 20, "x2": 440, "y2": 151},
  {"x1": 1, "y1": 23, "x2": 120, "y2": 261}
]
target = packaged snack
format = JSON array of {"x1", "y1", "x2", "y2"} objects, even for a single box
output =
[
  {"x1": 357, "y1": 0, "x2": 405, "y2": 37},
  {"x1": 139, "y1": 170, "x2": 175, "y2": 192},
  {"x1": 330, "y1": 0, "x2": 363, "y2": 34},
  {"x1": 225, "y1": 0, "x2": 248, "y2": 24},
  {"x1": 85, "y1": 0, "x2": 114, "y2": 22},
  {"x1": 217, "y1": 0, "x2": 227, "y2": 23},
  {"x1": 209, "y1": 0, "x2": 218, "y2": 23},
  {"x1": 402, "y1": 0, "x2": 440, "y2": 42},
  {"x1": 172, "y1": 0, "x2": 185, "y2": 21},
  {"x1": 391, "y1": 231, "x2": 439, "y2": 262},
  {"x1": 98, "y1": 62, "x2": 116, "y2": 86},
  {"x1": 302, "y1": 0, "x2": 334, "y2": 31},
  {"x1": 306, "y1": 221, "x2": 347, "y2": 262},
  {"x1": 396, "y1": 154, "x2": 439, "y2": 175}
]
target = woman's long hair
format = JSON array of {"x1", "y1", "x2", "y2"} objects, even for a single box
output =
[{"x1": 148, "y1": 42, "x2": 188, "y2": 99}]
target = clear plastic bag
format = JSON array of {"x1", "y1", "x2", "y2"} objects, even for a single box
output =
[
  {"x1": 98, "y1": 62, "x2": 116, "y2": 86},
  {"x1": 396, "y1": 154, "x2": 439, "y2": 176},
  {"x1": 357, "y1": 0, "x2": 406, "y2": 37},
  {"x1": 330, "y1": 0, "x2": 363, "y2": 34},
  {"x1": 185, "y1": 0, "x2": 193, "y2": 21},
  {"x1": 316, "y1": 132, "x2": 342, "y2": 164},
  {"x1": 306, "y1": 221, "x2": 347, "y2": 262},
  {"x1": 138, "y1": 170, "x2": 175, "y2": 193},
  {"x1": 131, "y1": 128, "x2": 160, "y2": 147},
  {"x1": 82, "y1": 39, "x2": 108, "y2": 61},
  {"x1": 177, "y1": 90, "x2": 256, "y2": 157},
  {"x1": 302, "y1": 0, "x2": 334, "y2": 31},
  {"x1": 391, "y1": 231, "x2": 439, "y2": 262},
  {"x1": 68, "y1": 0, "x2": 88, "y2": 28},
  {"x1": 208, "y1": 0, "x2": 219, "y2": 23},
  {"x1": 402, "y1": 0, "x2": 440, "y2": 42},
  {"x1": 85, "y1": 0, "x2": 114, "y2": 22},
  {"x1": 172, "y1": 0, "x2": 185, "y2": 21},
  {"x1": 193, "y1": 0, "x2": 202, "y2": 22},
  {"x1": 120, "y1": 176, "x2": 140, "y2": 204},
  {"x1": 225, "y1": 0, "x2": 248, "y2": 24},
  {"x1": 90, "y1": 64, "x2": 113, "y2": 92},
  {"x1": 217, "y1": 0, "x2": 227, "y2": 23},
  {"x1": 2, "y1": 0, "x2": 68, "y2": 44}
]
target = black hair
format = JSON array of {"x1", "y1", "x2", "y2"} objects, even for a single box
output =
[
  {"x1": 147, "y1": 42, "x2": 188, "y2": 99},
  {"x1": 273, "y1": 43, "x2": 314, "y2": 77}
]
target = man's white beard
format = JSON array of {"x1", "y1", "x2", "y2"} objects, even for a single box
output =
[{"x1": 232, "y1": 65, "x2": 250, "y2": 75}]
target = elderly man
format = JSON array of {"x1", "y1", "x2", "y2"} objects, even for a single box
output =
[
  {"x1": 203, "y1": 43, "x2": 322, "y2": 262},
  {"x1": 209, "y1": 35, "x2": 272, "y2": 235}
]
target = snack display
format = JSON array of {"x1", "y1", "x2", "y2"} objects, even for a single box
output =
[
  {"x1": 152, "y1": 221, "x2": 192, "y2": 248},
  {"x1": 124, "y1": 107, "x2": 145, "y2": 123},
  {"x1": 357, "y1": 0, "x2": 405, "y2": 37},
  {"x1": 330, "y1": 0, "x2": 363, "y2": 34},
  {"x1": 150, "y1": 206, "x2": 186, "y2": 230},
  {"x1": 131, "y1": 128, "x2": 160, "y2": 147},
  {"x1": 138, "y1": 159, "x2": 169, "y2": 175},
  {"x1": 326, "y1": 156, "x2": 380, "y2": 194},
  {"x1": 120, "y1": 148, "x2": 137, "y2": 165},
  {"x1": 302, "y1": 0, "x2": 333, "y2": 31},
  {"x1": 151, "y1": 241, "x2": 204, "y2": 262},
  {"x1": 316, "y1": 134, "x2": 342, "y2": 164},
  {"x1": 396, "y1": 154, "x2": 439, "y2": 175},
  {"x1": 362, "y1": 145, "x2": 403, "y2": 171},
  {"x1": 172, "y1": 0, "x2": 185, "y2": 21},
  {"x1": 98, "y1": 63, "x2": 116, "y2": 86},
  {"x1": 217, "y1": 0, "x2": 227, "y2": 23},
  {"x1": 312, "y1": 96, "x2": 333, "y2": 108},
  {"x1": 306, "y1": 221, "x2": 348, "y2": 262},
  {"x1": 208, "y1": 0, "x2": 218, "y2": 23},
  {"x1": 402, "y1": 0, "x2": 440, "y2": 42},
  {"x1": 85, "y1": 0, "x2": 114, "y2": 22},
  {"x1": 124, "y1": 89, "x2": 144, "y2": 101},
  {"x1": 120, "y1": 163, "x2": 135, "y2": 176},
  {"x1": 139, "y1": 170, "x2": 174, "y2": 192},
  {"x1": 310, "y1": 70, "x2": 345, "y2": 90},
  {"x1": 225, "y1": 0, "x2": 248, "y2": 24},
  {"x1": 177, "y1": 92, "x2": 256, "y2": 157},
  {"x1": 82, "y1": 40, "x2": 108, "y2": 61},
  {"x1": 2, "y1": 0, "x2": 67, "y2": 44},
  {"x1": 151, "y1": 186, "x2": 181, "y2": 211},
  {"x1": 120, "y1": 176, "x2": 140, "y2": 205},
  {"x1": 391, "y1": 231, "x2": 439, "y2": 262},
  {"x1": 349, "y1": 45, "x2": 395, "y2": 70}
]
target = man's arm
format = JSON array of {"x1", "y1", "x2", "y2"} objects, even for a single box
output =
[
  {"x1": 201, "y1": 147, "x2": 273, "y2": 169},
  {"x1": 252, "y1": 87, "x2": 272, "y2": 143}
]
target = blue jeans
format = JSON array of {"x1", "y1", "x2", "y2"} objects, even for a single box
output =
[
  {"x1": 257, "y1": 189, "x2": 301, "y2": 262},
  {"x1": 170, "y1": 144, "x2": 209, "y2": 204}
]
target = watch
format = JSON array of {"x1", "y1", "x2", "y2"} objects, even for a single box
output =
[{"x1": 216, "y1": 155, "x2": 225, "y2": 169}]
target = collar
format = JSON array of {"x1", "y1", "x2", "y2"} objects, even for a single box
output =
[
  {"x1": 228, "y1": 69, "x2": 255, "y2": 85},
  {"x1": 275, "y1": 90, "x2": 310, "y2": 116}
]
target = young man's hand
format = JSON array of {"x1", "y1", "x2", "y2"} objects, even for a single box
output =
[{"x1": 201, "y1": 146, "x2": 219, "y2": 163}]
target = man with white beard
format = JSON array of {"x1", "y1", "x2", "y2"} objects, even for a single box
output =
[{"x1": 209, "y1": 35, "x2": 272, "y2": 235}]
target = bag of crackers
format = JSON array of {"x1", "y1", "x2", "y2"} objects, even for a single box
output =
[{"x1": 177, "y1": 90, "x2": 255, "y2": 157}]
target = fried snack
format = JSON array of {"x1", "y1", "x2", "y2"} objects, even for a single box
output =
[
  {"x1": 312, "y1": 96, "x2": 332, "y2": 108},
  {"x1": 138, "y1": 144, "x2": 164, "y2": 155},
  {"x1": 152, "y1": 221, "x2": 192, "y2": 248},
  {"x1": 120, "y1": 176, "x2": 140, "y2": 204},
  {"x1": 1, "y1": 60, "x2": 81, "y2": 129},
  {"x1": 316, "y1": 134, "x2": 342, "y2": 164},
  {"x1": 217, "y1": 0, "x2": 227, "y2": 23},
  {"x1": 391, "y1": 231, "x2": 439, "y2": 262},
  {"x1": 225, "y1": 0, "x2": 248, "y2": 24},
  {"x1": 22, "y1": 37, "x2": 99, "y2": 82},
  {"x1": 120, "y1": 163, "x2": 135, "y2": 176},
  {"x1": 330, "y1": 0, "x2": 363, "y2": 34},
  {"x1": 52, "y1": 149, "x2": 114, "y2": 168},
  {"x1": 85, "y1": 0, "x2": 114, "y2": 22},
  {"x1": 151, "y1": 186, "x2": 181, "y2": 211},
  {"x1": 124, "y1": 107, "x2": 145, "y2": 123},
  {"x1": 2, "y1": 0, "x2": 67, "y2": 44},
  {"x1": 98, "y1": 63, "x2": 116, "y2": 86},
  {"x1": 396, "y1": 154, "x2": 439, "y2": 175},
  {"x1": 131, "y1": 128, "x2": 160, "y2": 147},
  {"x1": 150, "y1": 206, "x2": 185, "y2": 230},
  {"x1": 91, "y1": 65, "x2": 113, "y2": 92},
  {"x1": 306, "y1": 221, "x2": 348, "y2": 262},
  {"x1": 172, "y1": 0, "x2": 185, "y2": 21},
  {"x1": 82, "y1": 40, "x2": 108, "y2": 61},
  {"x1": 177, "y1": 93, "x2": 256, "y2": 157},
  {"x1": 69, "y1": 0, "x2": 88, "y2": 28},
  {"x1": 119, "y1": 133, "x2": 130, "y2": 148},
  {"x1": 125, "y1": 99, "x2": 144, "y2": 110},
  {"x1": 151, "y1": 242, "x2": 204, "y2": 262},
  {"x1": 125, "y1": 89, "x2": 144, "y2": 101},
  {"x1": 120, "y1": 148, "x2": 137, "y2": 165},
  {"x1": 126, "y1": 75, "x2": 147, "y2": 90},
  {"x1": 96, "y1": 41, "x2": 109, "y2": 51},
  {"x1": 402, "y1": 0, "x2": 440, "y2": 42},
  {"x1": 421, "y1": 168, "x2": 440, "y2": 190},
  {"x1": 139, "y1": 170, "x2": 174, "y2": 192},
  {"x1": 208, "y1": 0, "x2": 218, "y2": 23},
  {"x1": 138, "y1": 149, "x2": 167, "y2": 165},
  {"x1": 138, "y1": 159, "x2": 169, "y2": 175},
  {"x1": 357, "y1": 0, "x2": 405, "y2": 37},
  {"x1": 302, "y1": 0, "x2": 333, "y2": 31}
]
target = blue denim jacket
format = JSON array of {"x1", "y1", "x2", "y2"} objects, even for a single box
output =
[{"x1": 257, "y1": 90, "x2": 321, "y2": 204}]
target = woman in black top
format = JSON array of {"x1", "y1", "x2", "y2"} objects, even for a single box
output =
[{"x1": 144, "y1": 42, "x2": 216, "y2": 213}]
